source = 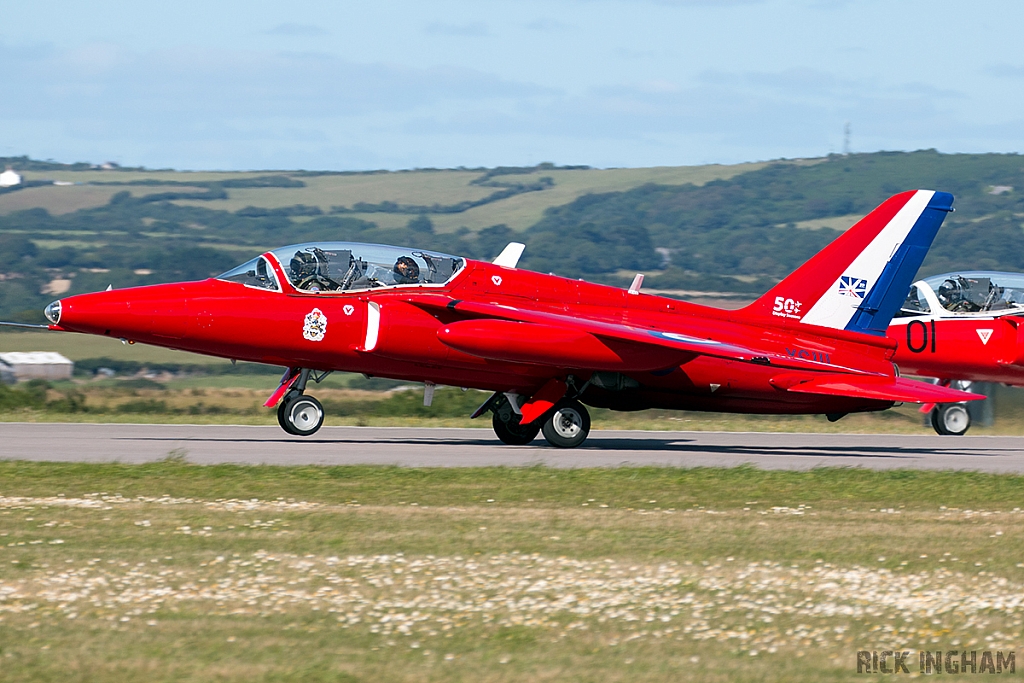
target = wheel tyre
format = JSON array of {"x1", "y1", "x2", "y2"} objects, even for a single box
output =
[
  {"x1": 492, "y1": 412, "x2": 539, "y2": 445},
  {"x1": 277, "y1": 391, "x2": 301, "y2": 435},
  {"x1": 931, "y1": 404, "x2": 970, "y2": 436},
  {"x1": 541, "y1": 400, "x2": 591, "y2": 449},
  {"x1": 285, "y1": 395, "x2": 325, "y2": 436}
]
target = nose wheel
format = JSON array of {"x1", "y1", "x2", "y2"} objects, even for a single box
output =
[
  {"x1": 278, "y1": 392, "x2": 325, "y2": 436},
  {"x1": 270, "y1": 368, "x2": 333, "y2": 436}
]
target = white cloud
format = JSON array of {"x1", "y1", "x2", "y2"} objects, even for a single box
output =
[
  {"x1": 0, "y1": 43, "x2": 550, "y2": 121},
  {"x1": 0, "y1": 36, "x2": 1018, "y2": 171}
]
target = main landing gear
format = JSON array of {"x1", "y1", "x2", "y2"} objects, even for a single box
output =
[
  {"x1": 541, "y1": 401, "x2": 591, "y2": 449},
  {"x1": 483, "y1": 388, "x2": 592, "y2": 449},
  {"x1": 930, "y1": 403, "x2": 970, "y2": 436},
  {"x1": 273, "y1": 368, "x2": 331, "y2": 436},
  {"x1": 492, "y1": 409, "x2": 540, "y2": 445},
  {"x1": 928, "y1": 380, "x2": 972, "y2": 436}
]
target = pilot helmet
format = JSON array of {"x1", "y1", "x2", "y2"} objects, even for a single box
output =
[
  {"x1": 937, "y1": 278, "x2": 962, "y2": 308},
  {"x1": 290, "y1": 251, "x2": 318, "y2": 279},
  {"x1": 394, "y1": 256, "x2": 420, "y2": 283}
]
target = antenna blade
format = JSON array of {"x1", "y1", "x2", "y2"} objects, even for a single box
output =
[
  {"x1": 628, "y1": 273, "x2": 644, "y2": 294},
  {"x1": 492, "y1": 242, "x2": 526, "y2": 268}
]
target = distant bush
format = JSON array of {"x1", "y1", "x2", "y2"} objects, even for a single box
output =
[
  {"x1": 0, "y1": 380, "x2": 48, "y2": 411},
  {"x1": 116, "y1": 399, "x2": 168, "y2": 414},
  {"x1": 74, "y1": 358, "x2": 283, "y2": 378},
  {"x1": 116, "y1": 378, "x2": 167, "y2": 391},
  {"x1": 236, "y1": 204, "x2": 323, "y2": 217},
  {"x1": 0, "y1": 380, "x2": 87, "y2": 413}
]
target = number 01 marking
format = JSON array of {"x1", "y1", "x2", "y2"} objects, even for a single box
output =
[{"x1": 907, "y1": 319, "x2": 937, "y2": 354}]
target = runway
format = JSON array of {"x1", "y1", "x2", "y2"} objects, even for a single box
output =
[{"x1": 4, "y1": 423, "x2": 1024, "y2": 471}]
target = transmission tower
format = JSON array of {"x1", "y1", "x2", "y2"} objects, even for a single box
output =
[{"x1": 843, "y1": 122, "x2": 851, "y2": 156}]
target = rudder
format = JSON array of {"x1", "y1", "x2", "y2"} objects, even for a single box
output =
[{"x1": 741, "y1": 190, "x2": 954, "y2": 336}]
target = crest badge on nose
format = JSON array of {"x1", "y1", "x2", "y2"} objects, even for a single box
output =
[
  {"x1": 491, "y1": 275, "x2": 502, "y2": 286},
  {"x1": 343, "y1": 304, "x2": 354, "y2": 316},
  {"x1": 302, "y1": 308, "x2": 327, "y2": 342}
]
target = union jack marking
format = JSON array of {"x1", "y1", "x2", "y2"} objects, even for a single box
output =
[{"x1": 838, "y1": 276, "x2": 868, "y2": 299}]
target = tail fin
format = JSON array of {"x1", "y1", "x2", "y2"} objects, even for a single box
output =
[{"x1": 741, "y1": 190, "x2": 954, "y2": 336}]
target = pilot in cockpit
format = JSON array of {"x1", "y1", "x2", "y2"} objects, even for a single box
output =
[
  {"x1": 290, "y1": 251, "x2": 320, "y2": 287},
  {"x1": 393, "y1": 256, "x2": 420, "y2": 285}
]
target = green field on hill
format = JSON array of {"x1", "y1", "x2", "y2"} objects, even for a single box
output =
[{"x1": 8, "y1": 163, "x2": 768, "y2": 233}]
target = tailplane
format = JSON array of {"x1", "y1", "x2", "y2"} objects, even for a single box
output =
[{"x1": 741, "y1": 190, "x2": 954, "y2": 336}]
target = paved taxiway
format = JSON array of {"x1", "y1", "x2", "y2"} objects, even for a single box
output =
[{"x1": 4, "y1": 423, "x2": 1024, "y2": 471}]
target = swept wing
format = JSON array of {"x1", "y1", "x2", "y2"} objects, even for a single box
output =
[{"x1": 405, "y1": 294, "x2": 978, "y2": 403}]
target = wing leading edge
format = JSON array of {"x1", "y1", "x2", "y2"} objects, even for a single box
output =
[{"x1": 409, "y1": 294, "x2": 858, "y2": 374}]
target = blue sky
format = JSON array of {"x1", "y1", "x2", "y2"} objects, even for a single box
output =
[{"x1": 2, "y1": 0, "x2": 1022, "y2": 170}]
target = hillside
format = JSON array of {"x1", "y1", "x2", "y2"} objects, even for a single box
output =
[{"x1": 0, "y1": 151, "x2": 1021, "y2": 322}]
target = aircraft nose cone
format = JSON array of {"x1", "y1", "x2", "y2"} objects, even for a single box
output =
[{"x1": 44, "y1": 300, "x2": 61, "y2": 324}]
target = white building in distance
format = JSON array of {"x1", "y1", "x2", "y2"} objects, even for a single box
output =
[
  {"x1": 0, "y1": 352, "x2": 74, "y2": 382},
  {"x1": 0, "y1": 168, "x2": 22, "y2": 187}
]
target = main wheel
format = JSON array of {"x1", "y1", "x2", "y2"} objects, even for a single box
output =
[
  {"x1": 931, "y1": 403, "x2": 970, "y2": 436},
  {"x1": 492, "y1": 411, "x2": 540, "y2": 445},
  {"x1": 541, "y1": 400, "x2": 591, "y2": 449},
  {"x1": 282, "y1": 395, "x2": 325, "y2": 436}
]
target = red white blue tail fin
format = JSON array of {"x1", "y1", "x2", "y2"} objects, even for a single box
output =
[{"x1": 741, "y1": 190, "x2": 954, "y2": 336}]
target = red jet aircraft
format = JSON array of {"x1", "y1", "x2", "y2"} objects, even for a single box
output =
[
  {"x1": 6, "y1": 190, "x2": 981, "y2": 448},
  {"x1": 890, "y1": 271, "x2": 1024, "y2": 435}
]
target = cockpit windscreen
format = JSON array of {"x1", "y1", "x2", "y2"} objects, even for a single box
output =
[{"x1": 216, "y1": 256, "x2": 279, "y2": 291}]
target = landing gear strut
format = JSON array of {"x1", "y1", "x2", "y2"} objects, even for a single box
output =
[{"x1": 274, "y1": 368, "x2": 331, "y2": 436}]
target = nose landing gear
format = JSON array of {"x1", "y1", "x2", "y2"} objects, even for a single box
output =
[
  {"x1": 270, "y1": 367, "x2": 332, "y2": 436},
  {"x1": 278, "y1": 393, "x2": 325, "y2": 436}
]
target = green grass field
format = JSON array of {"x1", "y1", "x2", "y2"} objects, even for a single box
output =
[
  {"x1": 1, "y1": 462, "x2": 1021, "y2": 682},
  {"x1": 6, "y1": 162, "x2": 769, "y2": 233}
]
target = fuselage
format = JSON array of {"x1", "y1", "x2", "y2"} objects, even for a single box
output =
[
  {"x1": 47, "y1": 242, "x2": 902, "y2": 417},
  {"x1": 888, "y1": 272, "x2": 1024, "y2": 384}
]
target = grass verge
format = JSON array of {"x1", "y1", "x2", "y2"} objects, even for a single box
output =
[{"x1": 1, "y1": 462, "x2": 1022, "y2": 682}]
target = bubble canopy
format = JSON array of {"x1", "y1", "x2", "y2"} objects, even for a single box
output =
[
  {"x1": 898, "y1": 271, "x2": 1024, "y2": 316},
  {"x1": 217, "y1": 242, "x2": 466, "y2": 293}
]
